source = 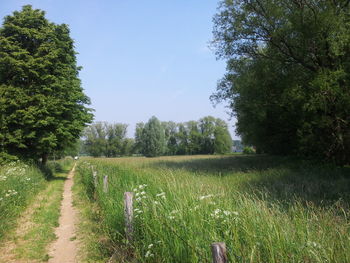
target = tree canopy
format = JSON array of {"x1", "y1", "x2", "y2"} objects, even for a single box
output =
[
  {"x1": 83, "y1": 122, "x2": 133, "y2": 157},
  {"x1": 212, "y1": 0, "x2": 350, "y2": 164},
  {"x1": 82, "y1": 116, "x2": 233, "y2": 157},
  {"x1": 0, "y1": 5, "x2": 93, "y2": 163},
  {"x1": 140, "y1": 116, "x2": 166, "y2": 157}
]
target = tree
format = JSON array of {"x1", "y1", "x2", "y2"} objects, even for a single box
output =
[
  {"x1": 106, "y1": 123, "x2": 128, "y2": 156},
  {"x1": 214, "y1": 118, "x2": 232, "y2": 154},
  {"x1": 162, "y1": 121, "x2": 178, "y2": 155},
  {"x1": 83, "y1": 122, "x2": 131, "y2": 157},
  {"x1": 176, "y1": 123, "x2": 189, "y2": 155},
  {"x1": 141, "y1": 116, "x2": 166, "y2": 157},
  {"x1": 121, "y1": 138, "x2": 135, "y2": 156},
  {"x1": 0, "y1": 6, "x2": 93, "y2": 164},
  {"x1": 134, "y1": 122, "x2": 145, "y2": 154},
  {"x1": 199, "y1": 116, "x2": 216, "y2": 154},
  {"x1": 83, "y1": 122, "x2": 107, "y2": 157},
  {"x1": 187, "y1": 121, "x2": 201, "y2": 154},
  {"x1": 212, "y1": 0, "x2": 350, "y2": 164}
]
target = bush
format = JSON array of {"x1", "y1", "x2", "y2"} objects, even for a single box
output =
[{"x1": 243, "y1": 146, "x2": 255, "y2": 154}]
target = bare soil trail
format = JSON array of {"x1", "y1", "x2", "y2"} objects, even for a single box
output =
[{"x1": 48, "y1": 163, "x2": 78, "y2": 263}]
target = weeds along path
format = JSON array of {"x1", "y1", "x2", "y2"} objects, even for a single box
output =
[
  {"x1": 48, "y1": 163, "x2": 78, "y2": 263},
  {"x1": 0, "y1": 167, "x2": 69, "y2": 263}
]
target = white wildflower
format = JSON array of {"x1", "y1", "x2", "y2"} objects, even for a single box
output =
[
  {"x1": 156, "y1": 192, "x2": 165, "y2": 197},
  {"x1": 138, "y1": 184, "x2": 147, "y2": 190},
  {"x1": 145, "y1": 250, "x2": 154, "y2": 257},
  {"x1": 148, "y1": 244, "x2": 154, "y2": 249},
  {"x1": 214, "y1": 209, "x2": 221, "y2": 215},
  {"x1": 199, "y1": 194, "x2": 213, "y2": 200}
]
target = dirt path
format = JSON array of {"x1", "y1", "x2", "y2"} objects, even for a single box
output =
[{"x1": 48, "y1": 164, "x2": 78, "y2": 263}]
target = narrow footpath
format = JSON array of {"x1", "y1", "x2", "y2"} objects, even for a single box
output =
[{"x1": 48, "y1": 164, "x2": 78, "y2": 263}]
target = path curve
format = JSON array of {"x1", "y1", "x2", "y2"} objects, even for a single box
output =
[{"x1": 48, "y1": 164, "x2": 78, "y2": 263}]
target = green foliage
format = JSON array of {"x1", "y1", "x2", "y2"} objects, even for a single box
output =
[
  {"x1": 82, "y1": 117, "x2": 233, "y2": 158},
  {"x1": 0, "y1": 5, "x2": 93, "y2": 164},
  {"x1": 0, "y1": 161, "x2": 45, "y2": 240},
  {"x1": 242, "y1": 146, "x2": 255, "y2": 155},
  {"x1": 213, "y1": 118, "x2": 232, "y2": 154},
  {"x1": 211, "y1": 0, "x2": 350, "y2": 164},
  {"x1": 76, "y1": 156, "x2": 350, "y2": 262},
  {"x1": 83, "y1": 122, "x2": 133, "y2": 157},
  {"x1": 141, "y1": 116, "x2": 166, "y2": 157}
]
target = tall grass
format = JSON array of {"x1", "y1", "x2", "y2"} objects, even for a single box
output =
[
  {"x1": 77, "y1": 155, "x2": 350, "y2": 263},
  {"x1": 0, "y1": 158, "x2": 73, "y2": 240}
]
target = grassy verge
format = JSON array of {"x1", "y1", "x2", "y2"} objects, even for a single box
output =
[
  {"x1": 0, "y1": 162, "x2": 46, "y2": 240},
  {"x1": 77, "y1": 155, "x2": 350, "y2": 263},
  {"x1": 73, "y1": 161, "x2": 113, "y2": 263},
  {"x1": 0, "y1": 158, "x2": 73, "y2": 262}
]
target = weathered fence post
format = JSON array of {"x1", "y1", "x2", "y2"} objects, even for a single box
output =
[
  {"x1": 93, "y1": 171, "x2": 97, "y2": 187},
  {"x1": 124, "y1": 192, "x2": 133, "y2": 242},
  {"x1": 103, "y1": 175, "x2": 108, "y2": 193},
  {"x1": 211, "y1": 242, "x2": 227, "y2": 263}
]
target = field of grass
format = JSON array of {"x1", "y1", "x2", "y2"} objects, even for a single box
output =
[
  {"x1": 76, "y1": 155, "x2": 350, "y2": 263},
  {"x1": 0, "y1": 158, "x2": 73, "y2": 241}
]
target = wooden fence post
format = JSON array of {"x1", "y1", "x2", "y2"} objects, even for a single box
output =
[
  {"x1": 211, "y1": 242, "x2": 227, "y2": 263},
  {"x1": 124, "y1": 192, "x2": 133, "y2": 242},
  {"x1": 93, "y1": 171, "x2": 97, "y2": 187},
  {"x1": 103, "y1": 175, "x2": 108, "y2": 193}
]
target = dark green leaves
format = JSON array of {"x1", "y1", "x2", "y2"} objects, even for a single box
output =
[
  {"x1": 0, "y1": 5, "x2": 93, "y2": 163},
  {"x1": 212, "y1": 0, "x2": 350, "y2": 164}
]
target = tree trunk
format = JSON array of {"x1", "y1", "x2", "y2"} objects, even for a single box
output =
[{"x1": 41, "y1": 153, "x2": 48, "y2": 165}]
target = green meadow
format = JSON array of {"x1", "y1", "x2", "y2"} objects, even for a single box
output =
[{"x1": 76, "y1": 155, "x2": 350, "y2": 263}]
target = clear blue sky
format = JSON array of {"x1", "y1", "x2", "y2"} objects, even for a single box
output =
[{"x1": 1, "y1": 0, "x2": 238, "y2": 139}]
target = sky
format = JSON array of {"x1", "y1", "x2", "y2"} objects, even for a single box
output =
[{"x1": 1, "y1": 0, "x2": 238, "y2": 139}]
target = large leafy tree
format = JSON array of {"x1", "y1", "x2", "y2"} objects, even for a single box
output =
[
  {"x1": 141, "y1": 116, "x2": 166, "y2": 157},
  {"x1": 0, "y1": 5, "x2": 93, "y2": 164},
  {"x1": 212, "y1": 0, "x2": 350, "y2": 164},
  {"x1": 214, "y1": 118, "x2": 232, "y2": 154}
]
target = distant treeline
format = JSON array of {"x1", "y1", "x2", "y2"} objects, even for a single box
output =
[{"x1": 82, "y1": 116, "x2": 233, "y2": 157}]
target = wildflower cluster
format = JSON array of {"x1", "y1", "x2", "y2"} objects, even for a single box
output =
[
  {"x1": 210, "y1": 208, "x2": 239, "y2": 223},
  {"x1": 4, "y1": 189, "x2": 18, "y2": 198},
  {"x1": 133, "y1": 184, "x2": 147, "y2": 202},
  {"x1": 145, "y1": 243, "x2": 154, "y2": 258},
  {"x1": 134, "y1": 208, "x2": 143, "y2": 218},
  {"x1": 145, "y1": 241, "x2": 161, "y2": 258},
  {"x1": 0, "y1": 175, "x2": 7, "y2": 181},
  {"x1": 3, "y1": 162, "x2": 29, "y2": 177},
  {"x1": 167, "y1": 209, "x2": 179, "y2": 220}
]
